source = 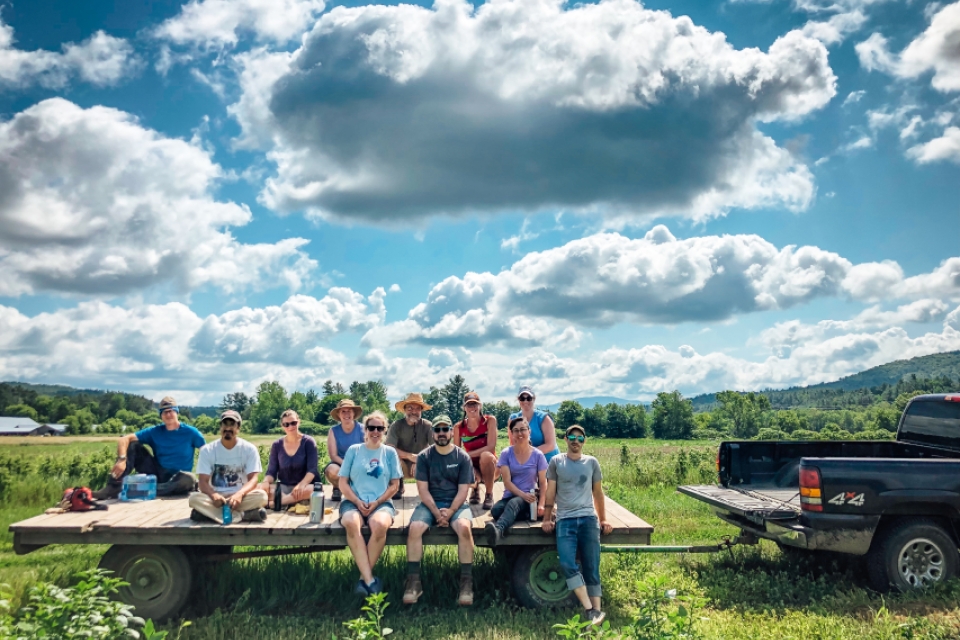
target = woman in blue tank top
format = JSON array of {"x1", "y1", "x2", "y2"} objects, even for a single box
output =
[
  {"x1": 509, "y1": 385, "x2": 560, "y2": 462},
  {"x1": 325, "y1": 399, "x2": 365, "y2": 500}
]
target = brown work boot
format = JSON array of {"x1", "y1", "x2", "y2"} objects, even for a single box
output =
[
  {"x1": 402, "y1": 574, "x2": 423, "y2": 604},
  {"x1": 458, "y1": 575, "x2": 474, "y2": 606}
]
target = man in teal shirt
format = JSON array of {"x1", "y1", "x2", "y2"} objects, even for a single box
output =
[{"x1": 93, "y1": 396, "x2": 206, "y2": 499}]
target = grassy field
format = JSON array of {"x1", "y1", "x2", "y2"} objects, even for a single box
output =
[{"x1": 0, "y1": 436, "x2": 959, "y2": 639}]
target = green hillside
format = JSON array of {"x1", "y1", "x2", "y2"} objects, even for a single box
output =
[{"x1": 809, "y1": 350, "x2": 960, "y2": 391}]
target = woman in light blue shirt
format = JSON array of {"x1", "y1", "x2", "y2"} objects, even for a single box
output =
[
  {"x1": 509, "y1": 385, "x2": 560, "y2": 462},
  {"x1": 337, "y1": 410, "x2": 401, "y2": 597}
]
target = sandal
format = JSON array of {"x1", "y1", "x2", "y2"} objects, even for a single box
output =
[
  {"x1": 469, "y1": 488, "x2": 480, "y2": 505},
  {"x1": 482, "y1": 493, "x2": 493, "y2": 510}
]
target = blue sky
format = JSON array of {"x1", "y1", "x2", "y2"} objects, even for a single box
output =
[{"x1": 0, "y1": 0, "x2": 957, "y2": 405}]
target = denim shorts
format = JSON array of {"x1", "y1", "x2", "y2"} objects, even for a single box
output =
[
  {"x1": 339, "y1": 499, "x2": 396, "y2": 523},
  {"x1": 410, "y1": 502, "x2": 473, "y2": 527}
]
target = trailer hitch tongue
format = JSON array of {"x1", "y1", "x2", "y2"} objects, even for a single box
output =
[{"x1": 600, "y1": 533, "x2": 757, "y2": 555}]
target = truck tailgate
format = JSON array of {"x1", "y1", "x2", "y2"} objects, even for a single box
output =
[{"x1": 678, "y1": 485, "x2": 801, "y2": 523}]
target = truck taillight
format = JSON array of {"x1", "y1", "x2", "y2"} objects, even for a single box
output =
[
  {"x1": 716, "y1": 451, "x2": 720, "y2": 472},
  {"x1": 799, "y1": 467, "x2": 822, "y2": 512},
  {"x1": 946, "y1": 395, "x2": 960, "y2": 402}
]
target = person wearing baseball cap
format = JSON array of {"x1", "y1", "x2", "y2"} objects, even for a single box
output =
[
  {"x1": 385, "y1": 392, "x2": 434, "y2": 499},
  {"x1": 93, "y1": 395, "x2": 205, "y2": 500},
  {"x1": 508, "y1": 386, "x2": 560, "y2": 462},
  {"x1": 541, "y1": 424, "x2": 614, "y2": 626},
  {"x1": 189, "y1": 410, "x2": 268, "y2": 523},
  {"x1": 453, "y1": 391, "x2": 498, "y2": 510}
]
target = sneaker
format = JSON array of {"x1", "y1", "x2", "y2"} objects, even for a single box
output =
[
  {"x1": 367, "y1": 577, "x2": 383, "y2": 595},
  {"x1": 402, "y1": 575, "x2": 423, "y2": 604},
  {"x1": 241, "y1": 507, "x2": 267, "y2": 523},
  {"x1": 585, "y1": 609, "x2": 606, "y2": 626},
  {"x1": 485, "y1": 521, "x2": 502, "y2": 548},
  {"x1": 469, "y1": 488, "x2": 480, "y2": 505},
  {"x1": 331, "y1": 486, "x2": 342, "y2": 502},
  {"x1": 354, "y1": 580, "x2": 370, "y2": 596},
  {"x1": 458, "y1": 575, "x2": 474, "y2": 606},
  {"x1": 91, "y1": 483, "x2": 121, "y2": 501},
  {"x1": 393, "y1": 484, "x2": 405, "y2": 500},
  {"x1": 189, "y1": 509, "x2": 213, "y2": 523}
]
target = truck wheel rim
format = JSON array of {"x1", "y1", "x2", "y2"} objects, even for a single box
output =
[
  {"x1": 121, "y1": 557, "x2": 172, "y2": 603},
  {"x1": 897, "y1": 537, "x2": 944, "y2": 587},
  {"x1": 530, "y1": 551, "x2": 569, "y2": 602}
]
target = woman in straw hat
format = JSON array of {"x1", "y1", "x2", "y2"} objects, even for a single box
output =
[{"x1": 324, "y1": 399, "x2": 365, "y2": 502}]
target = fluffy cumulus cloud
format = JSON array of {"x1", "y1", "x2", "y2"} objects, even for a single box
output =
[
  {"x1": 0, "y1": 288, "x2": 386, "y2": 398},
  {"x1": 154, "y1": 0, "x2": 326, "y2": 49},
  {"x1": 231, "y1": 0, "x2": 835, "y2": 225},
  {"x1": 364, "y1": 226, "x2": 960, "y2": 349},
  {"x1": 0, "y1": 98, "x2": 316, "y2": 297},
  {"x1": 0, "y1": 16, "x2": 136, "y2": 88}
]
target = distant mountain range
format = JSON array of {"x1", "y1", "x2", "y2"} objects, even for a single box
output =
[{"x1": 539, "y1": 396, "x2": 641, "y2": 412}]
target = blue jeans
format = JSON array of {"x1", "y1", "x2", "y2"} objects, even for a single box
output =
[{"x1": 556, "y1": 515, "x2": 602, "y2": 598}]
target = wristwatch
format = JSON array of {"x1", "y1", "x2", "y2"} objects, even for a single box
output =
[{"x1": 116, "y1": 455, "x2": 127, "y2": 462}]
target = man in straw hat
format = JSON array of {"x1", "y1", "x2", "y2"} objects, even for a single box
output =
[
  {"x1": 93, "y1": 395, "x2": 204, "y2": 500},
  {"x1": 324, "y1": 399, "x2": 365, "y2": 501},
  {"x1": 386, "y1": 392, "x2": 434, "y2": 499}
]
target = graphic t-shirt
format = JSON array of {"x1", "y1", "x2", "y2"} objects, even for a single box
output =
[
  {"x1": 135, "y1": 423, "x2": 206, "y2": 472},
  {"x1": 498, "y1": 446, "x2": 548, "y2": 499},
  {"x1": 197, "y1": 438, "x2": 262, "y2": 496},
  {"x1": 339, "y1": 444, "x2": 402, "y2": 503},
  {"x1": 415, "y1": 445, "x2": 474, "y2": 507},
  {"x1": 546, "y1": 454, "x2": 602, "y2": 520}
]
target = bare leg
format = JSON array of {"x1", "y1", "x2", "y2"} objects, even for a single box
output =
[
  {"x1": 480, "y1": 452, "x2": 497, "y2": 497},
  {"x1": 407, "y1": 521, "x2": 428, "y2": 562},
  {"x1": 452, "y1": 518, "x2": 474, "y2": 564},
  {"x1": 590, "y1": 596, "x2": 601, "y2": 610},
  {"x1": 366, "y1": 511, "x2": 393, "y2": 570},
  {"x1": 572, "y1": 585, "x2": 592, "y2": 610},
  {"x1": 325, "y1": 464, "x2": 340, "y2": 485},
  {"x1": 342, "y1": 512, "x2": 373, "y2": 584}
]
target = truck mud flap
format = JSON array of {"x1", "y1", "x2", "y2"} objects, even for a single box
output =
[{"x1": 678, "y1": 485, "x2": 800, "y2": 526}]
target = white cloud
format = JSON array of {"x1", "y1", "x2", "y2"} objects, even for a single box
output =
[
  {"x1": 0, "y1": 16, "x2": 137, "y2": 88},
  {"x1": 154, "y1": 0, "x2": 326, "y2": 49},
  {"x1": 0, "y1": 98, "x2": 316, "y2": 297},
  {"x1": 907, "y1": 126, "x2": 960, "y2": 163},
  {"x1": 842, "y1": 89, "x2": 866, "y2": 106},
  {"x1": 363, "y1": 227, "x2": 960, "y2": 349},
  {"x1": 801, "y1": 9, "x2": 866, "y2": 45},
  {"x1": 232, "y1": 0, "x2": 834, "y2": 225}
]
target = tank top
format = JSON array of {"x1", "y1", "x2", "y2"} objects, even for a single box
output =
[
  {"x1": 332, "y1": 421, "x2": 364, "y2": 459},
  {"x1": 509, "y1": 409, "x2": 560, "y2": 462},
  {"x1": 457, "y1": 414, "x2": 493, "y2": 455}
]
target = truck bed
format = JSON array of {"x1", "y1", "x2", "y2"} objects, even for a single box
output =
[{"x1": 678, "y1": 485, "x2": 800, "y2": 526}]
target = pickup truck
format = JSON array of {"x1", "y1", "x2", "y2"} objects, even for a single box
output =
[{"x1": 679, "y1": 393, "x2": 960, "y2": 591}]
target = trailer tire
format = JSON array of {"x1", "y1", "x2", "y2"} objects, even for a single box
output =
[
  {"x1": 866, "y1": 519, "x2": 959, "y2": 592},
  {"x1": 99, "y1": 545, "x2": 192, "y2": 622},
  {"x1": 510, "y1": 546, "x2": 578, "y2": 609}
]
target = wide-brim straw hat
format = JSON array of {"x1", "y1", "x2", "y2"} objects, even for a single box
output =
[
  {"x1": 395, "y1": 392, "x2": 432, "y2": 412},
  {"x1": 330, "y1": 398, "x2": 364, "y2": 421}
]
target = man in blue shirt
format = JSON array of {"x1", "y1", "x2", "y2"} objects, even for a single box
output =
[{"x1": 93, "y1": 396, "x2": 207, "y2": 499}]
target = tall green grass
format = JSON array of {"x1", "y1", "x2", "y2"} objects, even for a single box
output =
[{"x1": 0, "y1": 439, "x2": 958, "y2": 638}]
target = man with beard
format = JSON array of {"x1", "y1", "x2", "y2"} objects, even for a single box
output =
[
  {"x1": 402, "y1": 414, "x2": 476, "y2": 606},
  {"x1": 188, "y1": 411, "x2": 268, "y2": 523},
  {"x1": 542, "y1": 425, "x2": 613, "y2": 626},
  {"x1": 386, "y1": 392, "x2": 434, "y2": 498}
]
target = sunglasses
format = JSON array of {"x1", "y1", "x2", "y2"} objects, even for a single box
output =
[
  {"x1": 433, "y1": 426, "x2": 452, "y2": 433},
  {"x1": 366, "y1": 425, "x2": 386, "y2": 432},
  {"x1": 567, "y1": 434, "x2": 585, "y2": 443},
  {"x1": 511, "y1": 427, "x2": 529, "y2": 433},
  {"x1": 281, "y1": 420, "x2": 299, "y2": 428},
  {"x1": 221, "y1": 419, "x2": 238, "y2": 426},
  {"x1": 518, "y1": 395, "x2": 533, "y2": 401}
]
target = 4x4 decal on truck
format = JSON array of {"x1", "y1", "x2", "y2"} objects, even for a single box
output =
[{"x1": 828, "y1": 492, "x2": 865, "y2": 507}]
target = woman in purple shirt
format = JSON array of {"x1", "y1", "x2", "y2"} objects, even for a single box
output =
[
  {"x1": 485, "y1": 416, "x2": 548, "y2": 546},
  {"x1": 258, "y1": 409, "x2": 320, "y2": 509}
]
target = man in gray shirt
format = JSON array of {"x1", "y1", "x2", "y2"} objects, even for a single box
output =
[{"x1": 542, "y1": 424, "x2": 613, "y2": 626}]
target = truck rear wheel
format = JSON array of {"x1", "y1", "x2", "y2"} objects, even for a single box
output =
[
  {"x1": 99, "y1": 545, "x2": 192, "y2": 622},
  {"x1": 510, "y1": 546, "x2": 578, "y2": 609},
  {"x1": 867, "y1": 519, "x2": 959, "y2": 592}
]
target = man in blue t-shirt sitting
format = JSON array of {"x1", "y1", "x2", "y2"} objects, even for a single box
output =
[{"x1": 93, "y1": 396, "x2": 207, "y2": 500}]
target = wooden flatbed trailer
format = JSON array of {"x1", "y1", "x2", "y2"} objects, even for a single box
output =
[{"x1": 10, "y1": 484, "x2": 652, "y2": 620}]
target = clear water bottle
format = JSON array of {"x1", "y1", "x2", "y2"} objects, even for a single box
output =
[
  {"x1": 120, "y1": 474, "x2": 157, "y2": 501},
  {"x1": 310, "y1": 482, "x2": 325, "y2": 523}
]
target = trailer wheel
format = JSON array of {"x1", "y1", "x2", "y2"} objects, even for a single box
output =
[
  {"x1": 867, "y1": 519, "x2": 959, "y2": 592},
  {"x1": 99, "y1": 545, "x2": 192, "y2": 622},
  {"x1": 510, "y1": 546, "x2": 577, "y2": 609}
]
